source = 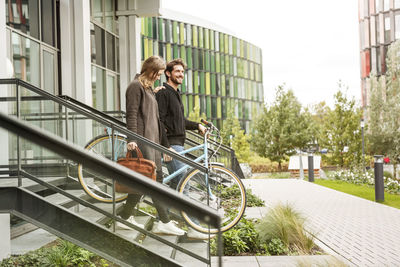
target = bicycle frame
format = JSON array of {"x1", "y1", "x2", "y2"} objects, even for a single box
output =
[{"x1": 104, "y1": 126, "x2": 215, "y2": 191}]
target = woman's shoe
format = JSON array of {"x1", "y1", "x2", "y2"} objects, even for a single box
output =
[
  {"x1": 115, "y1": 216, "x2": 144, "y2": 230},
  {"x1": 151, "y1": 221, "x2": 185, "y2": 235}
]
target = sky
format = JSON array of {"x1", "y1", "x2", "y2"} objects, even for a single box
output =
[{"x1": 162, "y1": 0, "x2": 361, "y2": 108}]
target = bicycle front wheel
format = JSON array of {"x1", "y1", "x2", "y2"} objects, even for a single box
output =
[
  {"x1": 78, "y1": 134, "x2": 128, "y2": 203},
  {"x1": 178, "y1": 164, "x2": 246, "y2": 233}
]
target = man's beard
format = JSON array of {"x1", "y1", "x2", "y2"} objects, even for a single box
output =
[{"x1": 171, "y1": 76, "x2": 183, "y2": 85}]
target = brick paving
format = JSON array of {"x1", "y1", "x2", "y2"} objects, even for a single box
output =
[{"x1": 242, "y1": 179, "x2": 400, "y2": 267}]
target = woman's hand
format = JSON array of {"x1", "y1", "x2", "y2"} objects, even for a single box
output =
[
  {"x1": 154, "y1": 86, "x2": 165, "y2": 93},
  {"x1": 127, "y1": 141, "x2": 138, "y2": 151},
  {"x1": 163, "y1": 147, "x2": 176, "y2": 162}
]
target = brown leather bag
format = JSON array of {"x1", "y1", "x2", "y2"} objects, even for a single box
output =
[{"x1": 115, "y1": 147, "x2": 156, "y2": 193}]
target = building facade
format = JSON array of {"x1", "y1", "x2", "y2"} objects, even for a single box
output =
[
  {"x1": 358, "y1": 0, "x2": 400, "y2": 108},
  {"x1": 2, "y1": 0, "x2": 263, "y2": 132}
]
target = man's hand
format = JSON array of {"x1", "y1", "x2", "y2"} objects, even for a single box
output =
[
  {"x1": 163, "y1": 147, "x2": 176, "y2": 162},
  {"x1": 127, "y1": 141, "x2": 138, "y2": 151},
  {"x1": 198, "y1": 124, "x2": 207, "y2": 136},
  {"x1": 154, "y1": 86, "x2": 165, "y2": 93}
]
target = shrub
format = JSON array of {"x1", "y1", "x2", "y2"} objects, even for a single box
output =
[
  {"x1": 267, "y1": 238, "x2": 287, "y2": 255},
  {"x1": 210, "y1": 217, "x2": 265, "y2": 256},
  {"x1": 0, "y1": 239, "x2": 111, "y2": 267},
  {"x1": 328, "y1": 169, "x2": 400, "y2": 194},
  {"x1": 248, "y1": 155, "x2": 289, "y2": 173},
  {"x1": 255, "y1": 203, "x2": 315, "y2": 254}
]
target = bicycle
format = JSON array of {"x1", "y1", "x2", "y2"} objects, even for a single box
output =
[{"x1": 77, "y1": 120, "x2": 246, "y2": 233}]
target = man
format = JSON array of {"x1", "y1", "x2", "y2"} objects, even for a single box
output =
[
  {"x1": 156, "y1": 59, "x2": 213, "y2": 240},
  {"x1": 156, "y1": 58, "x2": 207, "y2": 190}
]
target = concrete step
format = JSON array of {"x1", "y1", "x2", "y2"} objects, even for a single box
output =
[
  {"x1": 141, "y1": 235, "x2": 178, "y2": 258},
  {"x1": 175, "y1": 241, "x2": 209, "y2": 267}
]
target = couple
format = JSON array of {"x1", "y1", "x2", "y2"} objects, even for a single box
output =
[{"x1": 116, "y1": 56, "x2": 208, "y2": 240}]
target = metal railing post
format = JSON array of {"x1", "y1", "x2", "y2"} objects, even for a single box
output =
[{"x1": 16, "y1": 80, "x2": 22, "y2": 186}]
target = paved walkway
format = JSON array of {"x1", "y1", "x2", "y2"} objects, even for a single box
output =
[{"x1": 241, "y1": 179, "x2": 400, "y2": 267}]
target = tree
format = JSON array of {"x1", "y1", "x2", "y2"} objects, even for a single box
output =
[
  {"x1": 221, "y1": 107, "x2": 251, "y2": 162},
  {"x1": 319, "y1": 82, "x2": 363, "y2": 168},
  {"x1": 252, "y1": 85, "x2": 313, "y2": 170},
  {"x1": 309, "y1": 101, "x2": 331, "y2": 151},
  {"x1": 368, "y1": 40, "x2": 400, "y2": 177}
]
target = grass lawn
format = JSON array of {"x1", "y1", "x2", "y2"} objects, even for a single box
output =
[{"x1": 315, "y1": 179, "x2": 400, "y2": 209}]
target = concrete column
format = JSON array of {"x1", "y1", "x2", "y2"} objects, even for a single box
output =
[
  {"x1": 59, "y1": 0, "x2": 75, "y2": 97},
  {"x1": 0, "y1": 2, "x2": 11, "y2": 261},
  {"x1": 73, "y1": 0, "x2": 92, "y2": 105},
  {"x1": 118, "y1": 0, "x2": 142, "y2": 112}
]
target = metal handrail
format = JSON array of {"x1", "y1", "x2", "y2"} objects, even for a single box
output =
[
  {"x1": 0, "y1": 79, "x2": 206, "y2": 173},
  {"x1": 0, "y1": 111, "x2": 221, "y2": 230}
]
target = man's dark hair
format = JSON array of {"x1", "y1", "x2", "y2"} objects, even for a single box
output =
[{"x1": 165, "y1": 58, "x2": 187, "y2": 80}]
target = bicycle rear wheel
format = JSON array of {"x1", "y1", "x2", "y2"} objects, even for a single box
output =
[
  {"x1": 178, "y1": 164, "x2": 246, "y2": 233},
  {"x1": 78, "y1": 134, "x2": 128, "y2": 203}
]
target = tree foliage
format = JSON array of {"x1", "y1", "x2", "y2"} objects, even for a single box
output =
[
  {"x1": 221, "y1": 107, "x2": 251, "y2": 162},
  {"x1": 187, "y1": 105, "x2": 206, "y2": 123},
  {"x1": 319, "y1": 82, "x2": 363, "y2": 167},
  {"x1": 368, "y1": 40, "x2": 400, "y2": 177},
  {"x1": 252, "y1": 85, "x2": 313, "y2": 170}
]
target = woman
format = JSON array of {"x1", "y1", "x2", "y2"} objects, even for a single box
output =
[{"x1": 117, "y1": 56, "x2": 184, "y2": 236}]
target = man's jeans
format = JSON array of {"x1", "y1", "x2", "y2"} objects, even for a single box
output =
[{"x1": 167, "y1": 145, "x2": 186, "y2": 190}]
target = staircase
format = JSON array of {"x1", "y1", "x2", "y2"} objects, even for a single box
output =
[{"x1": 0, "y1": 79, "x2": 222, "y2": 267}]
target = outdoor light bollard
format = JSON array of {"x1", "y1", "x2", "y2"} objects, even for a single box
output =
[
  {"x1": 374, "y1": 155, "x2": 385, "y2": 203},
  {"x1": 308, "y1": 154, "x2": 314, "y2": 182}
]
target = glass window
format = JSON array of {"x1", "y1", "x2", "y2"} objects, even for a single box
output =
[
  {"x1": 210, "y1": 30, "x2": 214, "y2": 50},
  {"x1": 205, "y1": 51, "x2": 210, "y2": 71},
  {"x1": 187, "y1": 70, "x2": 193, "y2": 93},
  {"x1": 192, "y1": 25, "x2": 198, "y2": 47},
  {"x1": 173, "y1": 44, "x2": 179, "y2": 58},
  {"x1": 384, "y1": 15, "x2": 391, "y2": 43},
  {"x1": 205, "y1": 72, "x2": 210, "y2": 95},
  {"x1": 207, "y1": 96, "x2": 212, "y2": 118},
  {"x1": 198, "y1": 27, "x2": 203, "y2": 48},
  {"x1": 158, "y1": 18, "x2": 164, "y2": 41},
  {"x1": 180, "y1": 22, "x2": 185, "y2": 44},
  {"x1": 187, "y1": 47, "x2": 192, "y2": 69},
  {"x1": 193, "y1": 48, "x2": 199, "y2": 69},
  {"x1": 180, "y1": 46, "x2": 186, "y2": 64},
  {"x1": 41, "y1": 0, "x2": 55, "y2": 46},
  {"x1": 370, "y1": 16, "x2": 376, "y2": 45},
  {"x1": 165, "y1": 19, "x2": 171, "y2": 43},
  {"x1": 186, "y1": 24, "x2": 191, "y2": 46},
  {"x1": 43, "y1": 50, "x2": 55, "y2": 94},
  {"x1": 173, "y1": 21, "x2": 178, "y2": 43},
  {"x1": 106, "y1": 32, "x2": 115, "y2": 71},
  {"x1": 215, "y1": 31, "x2": 219, "y2": 51},
  {"x1": 200, "y1": 71, "x2": 205, "y2": 94},
  {"x1": 211, "y1": 73, "x2": 216, "y2": 95},
  {"x1": 210, "y1": 52, "x2": 215, "y2": 72},
  {"x1": 204, "y1": 28, "x2": 209, "y2": 49},
  {"x1": 228, "y1": 36, "x2": 233, "y2": 55},
  {"x1": 92, "y1": 0, "x2": 103, "y2": 24},
  {"x1": 215, "y1": 53, "x2": 220, "y2": 72},
  {"x1": 91, "y1": 23, "x2": 105, "y2": 66},
  {"x1": 6, "y1": 0, "x2": 40, "y2": 40},
  {"x1": 104, "y1": 0, "x2": 114, "y2": 32},
  {"x1": 92, "y1": 66, "x2": 105, "y2": 110},
  {"x1": 396, "y1": 13, "x2": 400, "y2": 39},
  {"x1": 12, "y1": 32, "x2": 40, "y2": 87},
  {"x1": 384, "y1": 0, "x2": 389, "y2": 10},
  {"x1": 219, "y1": 33, "x2": 224, "y2": 53},
  {"x1": 396, "y1": 0, "x2": 400, "y2": 9},
  {"x1": 193, "y1": 71, "x2": 199, "y2": 93}
]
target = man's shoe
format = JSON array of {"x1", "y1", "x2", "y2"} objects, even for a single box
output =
[
  {"x1": 151, "y1": 221, "x2": 185, "y2": 236},
  {"x1": 187, "y1": 228, "x2": 215, "y2": 240},
  {"x1": 115, "y1": 216, "x2": 144, "y2": 230}
]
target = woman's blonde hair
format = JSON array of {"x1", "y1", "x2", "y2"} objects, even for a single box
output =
[{"x1": 138, "y1": 56, "x2": 166, "y2": 89}]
